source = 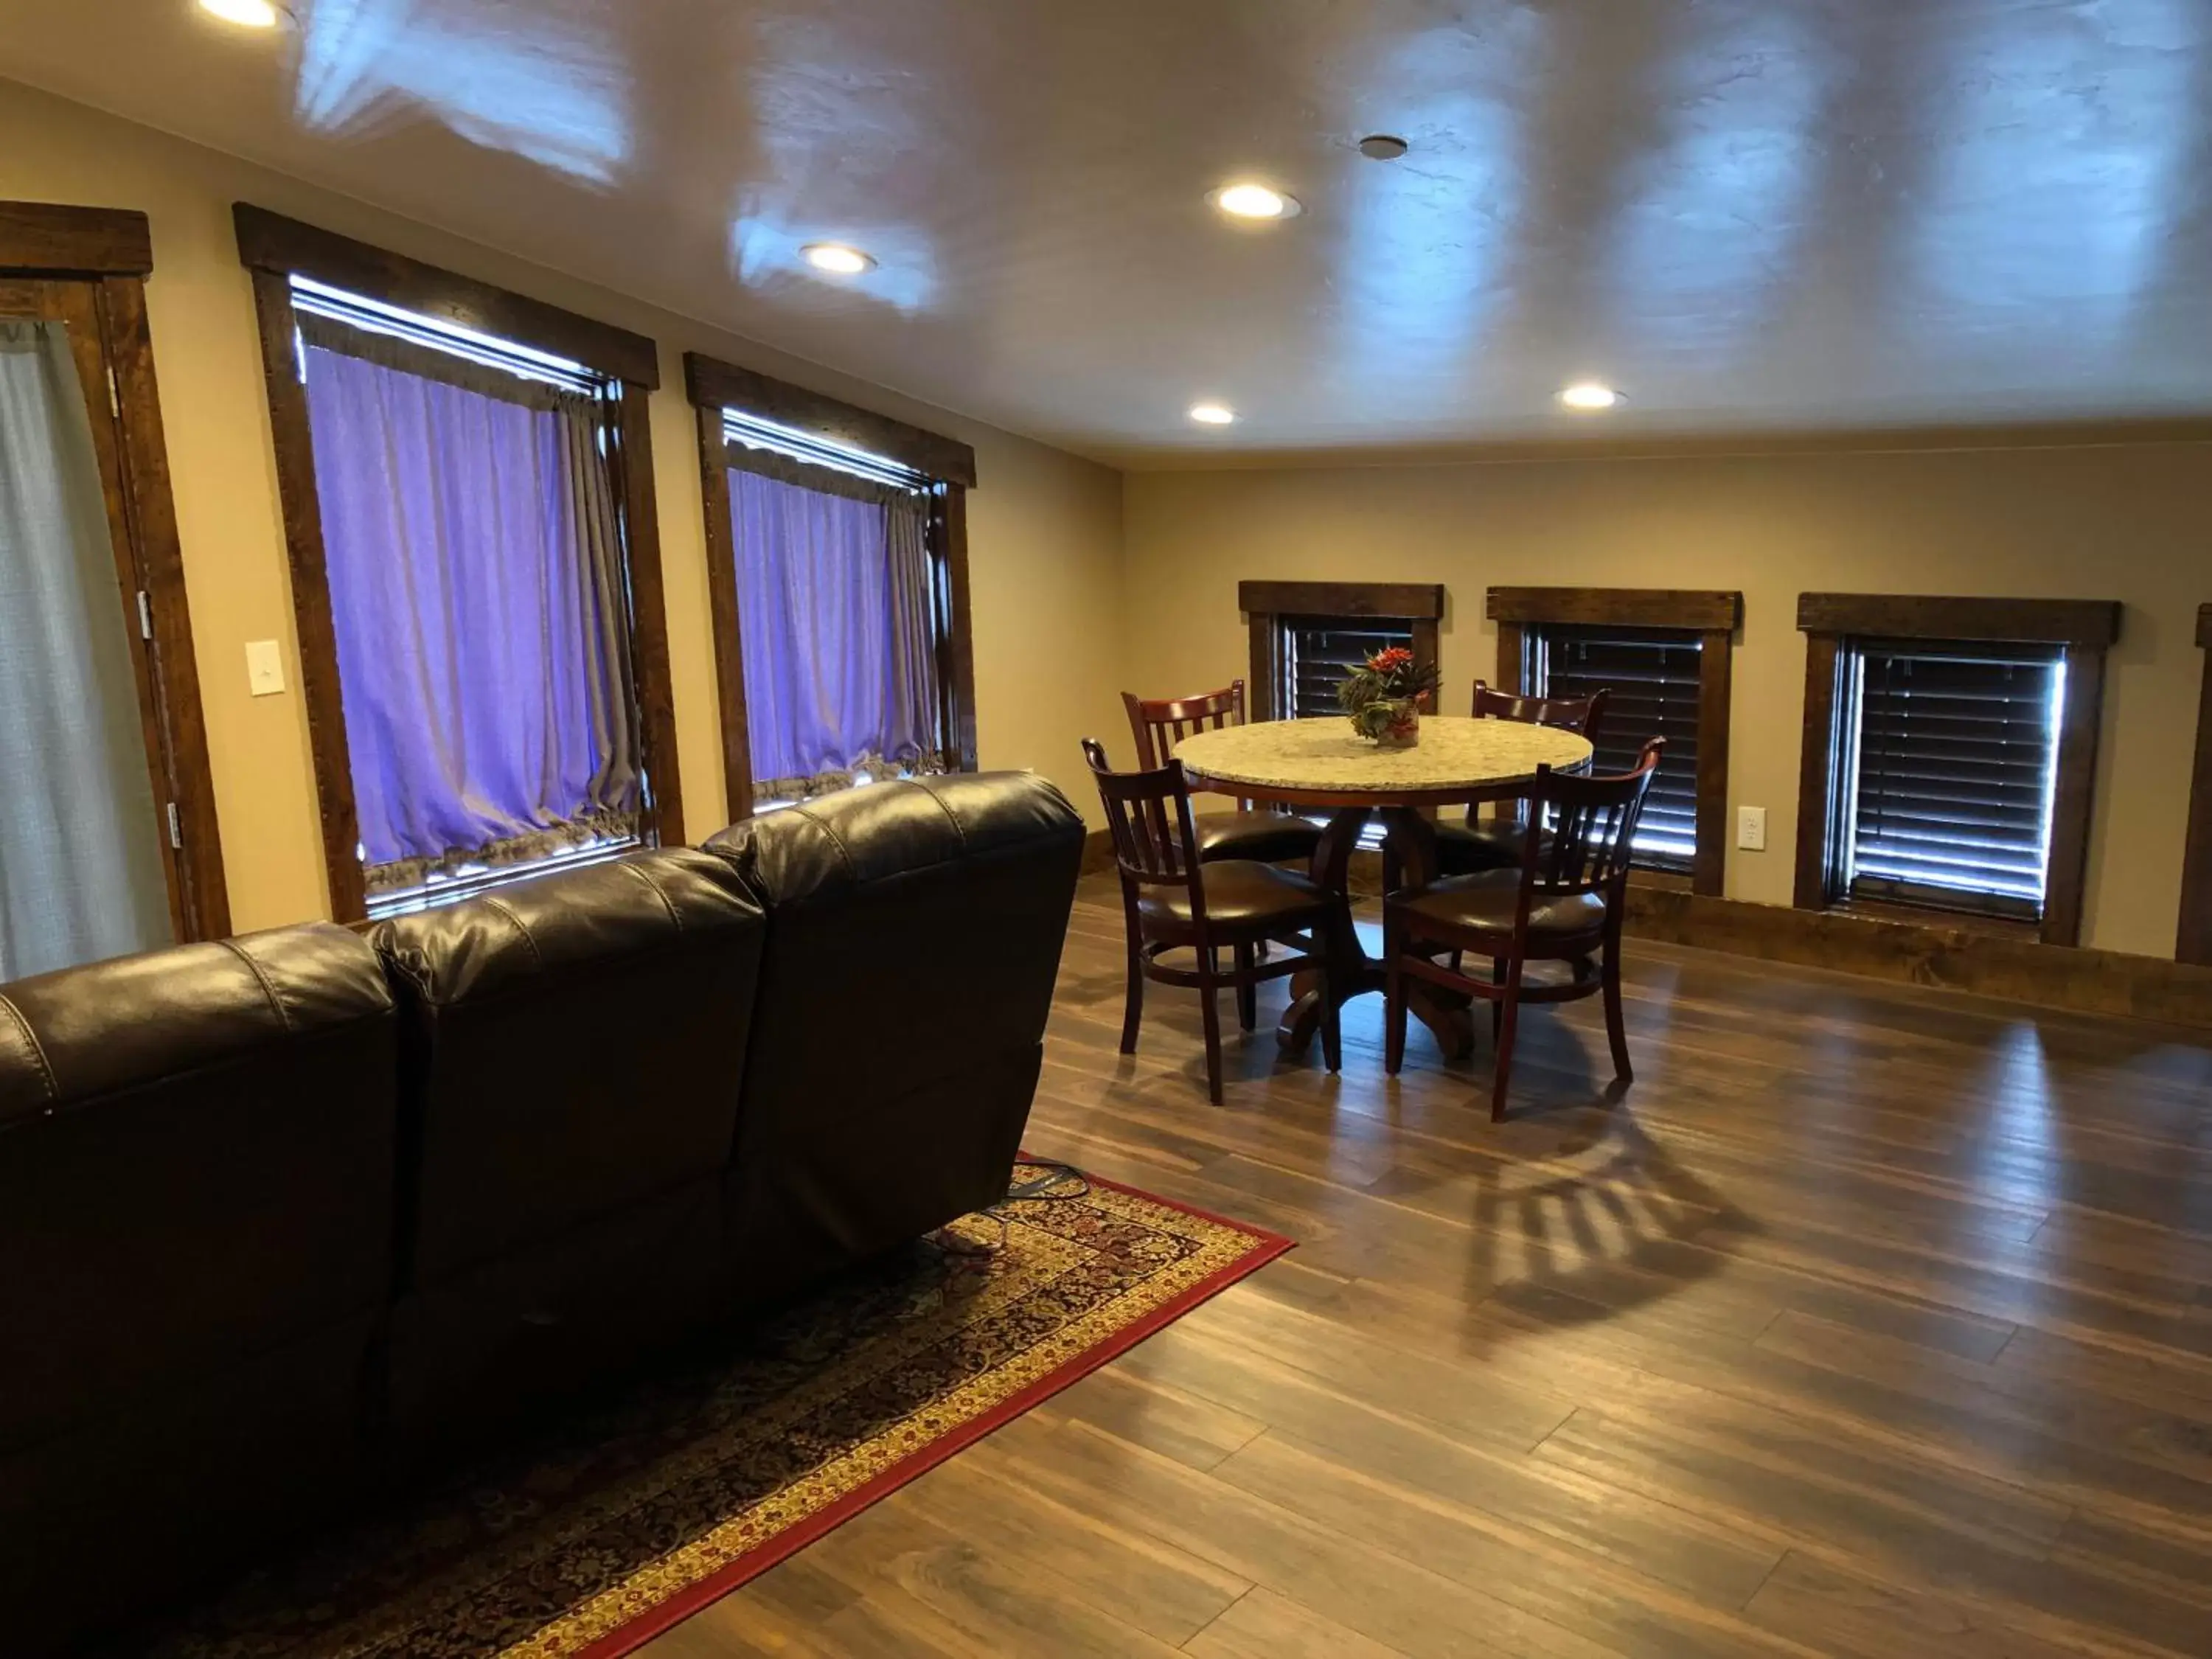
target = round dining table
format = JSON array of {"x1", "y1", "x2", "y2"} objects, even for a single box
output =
[{"x1": 1173, "y1": 715, "x2": 1594, "y2": 1060}]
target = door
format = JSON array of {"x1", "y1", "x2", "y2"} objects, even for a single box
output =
[{"x1": 0, "y1": 275, "x2": 181, "y2": 976}]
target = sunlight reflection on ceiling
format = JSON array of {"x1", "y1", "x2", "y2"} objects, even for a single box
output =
[
  {"x1": 1910, "y1": 0, "x2": 2199, "y2": 336},
  {"x1": 1613, "y1": 3, "x2": 1829, "y2": 349},
  {"x1": 293, "y1": 0, "x2": 630, "y2": 187},
  {"x1": 1329, "y1": 15, "x2": 1541, "y2": 387}
]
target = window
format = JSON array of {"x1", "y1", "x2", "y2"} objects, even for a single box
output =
[
  {"x1": 1, "y1": 201, "x2": 227, "y2": 975},
  {"x1": 237, "y1": 206, "x2": 682, "y2": 922},
  {"x1": 1280, "y1": 616, "x2": 1416, "y2": 719},
  {"x1": 1488, "y1": 588, "x2": 1739, "y2": 895},
  {"x1": 2176, "y1": 604, "x2": 2211, "y2": 965},
  {"x1": 1795, "y1": 594, "x2": 2118, "y2": 947},
  {"x1": 685, "y1": 352, "x2": 978, "y2": 821},
  {"x1": 1526, "y1": 627, "x2": 1704, "y2": 874},
  {"x1": 1239, "y1": 582, "x2": 1444, "y2": 722},
  {"x1": 1830, "y1": 643, "x2": 2063, "y2": 921}
]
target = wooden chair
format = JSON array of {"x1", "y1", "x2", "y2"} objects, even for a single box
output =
[
  {"x1": 1084, "y1": 739, "x2": 1341, "y2": 1103},
  {"x1": 1385, "y1": 739, "x2": 1662, "y2": 1120},
  {"x1": 1122, "y1": 682, "x2": 1324, "y2": 867},
  {"x1": 1433, "y1": 681, "x2": 1610, "y2": 877}
]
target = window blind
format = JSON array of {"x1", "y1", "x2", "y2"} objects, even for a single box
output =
[
  {"x1": 1842, "y1": 644, "x2": 2061, "y2": 919},
  {"x1": 1534, "y1": 626, "x2": 1702, "y2": 871},
  {"x1": 1281, "y1": 617, "x2": 1416, "y2": 719}
]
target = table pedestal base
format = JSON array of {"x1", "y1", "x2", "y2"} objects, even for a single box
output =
[{"x1": 1277, "y1": 807, "x2": 1475, "y2": 1062}]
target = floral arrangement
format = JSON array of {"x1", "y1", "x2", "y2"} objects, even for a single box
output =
[{"x1": 1337, "y1": 645, "x2": 1439, "y2": 745}]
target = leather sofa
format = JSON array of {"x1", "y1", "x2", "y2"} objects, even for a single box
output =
[{"x1": 0, "y1": 772, "x2": 1082, "y2": 1654}]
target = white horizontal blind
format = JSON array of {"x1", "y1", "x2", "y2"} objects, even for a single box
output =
[
  {"x1": 1534, "y1": 626, "x2": 1702, "y2": 872},
  {"x1": 1843, "y1": 644, "x2": 2062, "y2": 920}
]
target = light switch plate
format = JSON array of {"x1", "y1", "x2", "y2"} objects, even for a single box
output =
[
  {"x1": 246, "y1": 639, "x2": 286, "y2": 698},
  {"x1": 1736, "y1": 805, "x2": 1767, "y2": 852}
]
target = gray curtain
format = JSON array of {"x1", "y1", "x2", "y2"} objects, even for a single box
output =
[{"x1": 0, "y1": 320, "x2": 173, "y2": 981}]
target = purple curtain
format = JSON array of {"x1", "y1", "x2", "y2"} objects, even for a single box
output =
[
  {"x1": 301, "y1": 317, "x2": 639, "y2": 891},
  {"x1": 728, "y1": 457, "x2": 940, "y2": 799}
]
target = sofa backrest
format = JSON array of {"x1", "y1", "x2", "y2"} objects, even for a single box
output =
[
  {"x1": 369, "y1": 848, "x2": 766, "y2": 1291},
  {"x1": 0, "y1": 925, "x2": 396, "y2": 1449},
  {"x1": 703, "y1": 773, "x2": 1084, "y2": 1284}
]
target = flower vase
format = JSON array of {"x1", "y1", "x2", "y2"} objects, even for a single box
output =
[{"x1": 1374, "y1": 701, "x2": 1421, "y2": 748}]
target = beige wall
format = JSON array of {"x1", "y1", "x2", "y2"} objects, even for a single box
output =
[
  {"x1": 1121, "y1": 443, "x2": 2211, "y2": 959},
  {"x1": 0, "y1": 82, "x2": 1124, "y2": 932}
]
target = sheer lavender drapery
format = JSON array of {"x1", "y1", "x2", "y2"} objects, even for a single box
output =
[
  {"x1": 728, "y1": 454, "x2": 941, "y2": 801},
  {"x1": 300, "y1": 317, "x2": 641, "y2": 893},
  {"x1": 0, "y1": 320, "x2": 173, "y2": 978}
]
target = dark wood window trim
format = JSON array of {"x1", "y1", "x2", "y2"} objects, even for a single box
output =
[
  {"x1": 1794, "y1": 593, "x2": 2121, "y2": 949},
  {"x1": 1486, "y1": 588, "x2": 1739, "y2": 897},
  {"x1": 1239, "y1": 582, "x2": 1446, "y2": 723},
  {"x1": 684, "y1": 351, "x2": 981, "y2": 823},
  {"x1": 2180, "y1": 604, "x2": 2212, "y2": 966},
  {"x1": 3, "y1": 201, "x2": 230, "y2": 942},
  {"x1": 235, "y1": 205, "x2": 682, "y2": 922}
]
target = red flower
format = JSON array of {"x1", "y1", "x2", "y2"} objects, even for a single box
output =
[{"x1": 1368, "y1": 646, "x2": 1414, "y2": 672}]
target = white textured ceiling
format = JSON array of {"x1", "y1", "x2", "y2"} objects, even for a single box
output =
[{"x1": 4, "y1": 0, "x2": 2209, "y2": 462}]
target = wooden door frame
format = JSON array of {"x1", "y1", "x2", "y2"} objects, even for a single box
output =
[
  {"x1": 2180, "y1": 605, "x2": 2212, "y2": 966},
  {"x1": 233, "y1": 205, "x2": 682, "y2": 920},
  {"x1": 684, "y1": 350, "x2": 980, "y2": 824},
  {"x1": 1, "y1": 201, "x2": 230, "y2": 942}
]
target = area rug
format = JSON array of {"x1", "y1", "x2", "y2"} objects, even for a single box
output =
[{"x1": 143, "y1": 1165, "x2": 1290, "y2": 1659}]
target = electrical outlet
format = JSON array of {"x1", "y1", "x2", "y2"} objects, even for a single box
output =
[
  {"x1": 246, "y1": 639, "x2": 287, "y2": 698},
  {"x1": 1736, "y1": 805, "x2": 1767, "y2": 852}
]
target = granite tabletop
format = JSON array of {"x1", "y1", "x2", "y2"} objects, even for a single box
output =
[{"x1": 1174, "y1": 716, "x2": 1593, "y2": 796}]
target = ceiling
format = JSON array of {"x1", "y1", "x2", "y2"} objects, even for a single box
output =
[{"x1": 4, "y1": 0, "x2": 2209, "y2": 463}]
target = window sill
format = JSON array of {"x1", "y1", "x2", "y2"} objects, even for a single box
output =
[{"x1": 1828, "y1": 895, "x2": 2044, "y2": 943}]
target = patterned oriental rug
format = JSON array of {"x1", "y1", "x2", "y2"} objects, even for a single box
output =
[{"x1": 143, "y1": 1166, "x2": 1290, "y2": 1659}]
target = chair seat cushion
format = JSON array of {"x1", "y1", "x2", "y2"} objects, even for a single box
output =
[
  {"x1": 1139, "y1": 860, "x2": 1333, "y2": 931},
  {"x1": 1432, "y1": 818, "x2": 1526, "y2": 875},
  {"x1": 1397, "y1": 870, "x2": 1607, "y2": 941},
  {"x1": 1195, "y1": 808, "x2": 1323, "y2": 865}
]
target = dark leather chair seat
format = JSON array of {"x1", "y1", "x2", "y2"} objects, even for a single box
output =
[
  {"x1": 1138, "y1": 860, "x2": 1333, "y2": 931},
  {"x1": 1399, "y1": 869, "x2": 1607, "y2": 940},
  {"x1": 1433, "y1": 817, "x2": 1527, "y2": 875},
  {"x1": 1195, "y1": 807, "x2": 1323, "y2": 866}
]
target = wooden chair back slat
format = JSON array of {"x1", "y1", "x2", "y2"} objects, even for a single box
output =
[
  {"x1": 1082, "y1": 739, "x2": 1207, "y2": 902},
  {"x1": 1524, "y1": 738, "x2": 1664, "y2": 899},
  {"x1": 1123, "y1": 681, "x2": 1248, "y2": 770},
  {"x1": 1472, "y1": 679, "x2": 1609, "y2": 746}
]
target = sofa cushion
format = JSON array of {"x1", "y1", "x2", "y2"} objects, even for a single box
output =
[
  {"x1": 0, "y1": 923, "x2": 395, "y2": 1451},
  {"x1": 370, "y1": 848, "x2": 765, "y2": 1291}
]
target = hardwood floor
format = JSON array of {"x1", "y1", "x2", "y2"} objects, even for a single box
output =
[{"x1": 645, "y1": 876, "x2": 2212, "y2": 1658}]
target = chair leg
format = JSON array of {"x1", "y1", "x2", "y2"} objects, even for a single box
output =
[
  {"x1": 1490, "y1": 956, "x2": 1525, "y2": 1121},
  {"x1": 1234, "y1": 942, "x2": 1256, "y2": 1032},
  {"x1": 1383, "y1": 912, "x2": 1408, "y2": 1076},
  {"x1": 1119, "y1": 896, "x2": 1144, "y2": 1055},
  {"x1": 1603, "y1": 939, "x2": 1634, "y2": 1083},
  {"x1": 1200, "y1": 975, "x2": 1225, "y2": 1104},
  {"x1": 1490, "y1": 956, "x2": 1506, "y2": 1041}
]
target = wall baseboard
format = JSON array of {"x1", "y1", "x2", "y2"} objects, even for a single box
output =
[
  {"x1": 1081, "y1": 830, "x2": 2212, "y2": 1029},
  {"x1": 1624, "y1": 887, "x2": 2212, "y2": 1031}
]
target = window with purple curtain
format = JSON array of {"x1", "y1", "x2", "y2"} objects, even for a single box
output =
[
  {"x1": 296, "y1": 305, "x2": 642, "y2": 905},
  {"x1": 726, "y1": 445, "x2": 942, "y2": 802}
]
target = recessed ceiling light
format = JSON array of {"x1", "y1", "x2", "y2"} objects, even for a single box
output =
[
  {"x1": 1559, "y1": 382, "x2": 1624, "y2": 411},
  {"x1": 800, "y1": 243, "x2": 875, "y2": 276},
  {"x1": 1188, "y1": 401, "x2": 1236, "y2": 425},
  {"x1": 1357, "y1": 134, "x2": 1410, "y2": 161},
  {"x1": 198, "y1": 0, "x2": 291, "y2": 27},
  {"x1": 1209, "y1": 182, "x2": 1302, "y2": 221}
]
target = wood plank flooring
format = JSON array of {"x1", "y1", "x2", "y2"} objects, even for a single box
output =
[{"x1": 645, "y1": 877, "x2": 2212, "y2": 1658}]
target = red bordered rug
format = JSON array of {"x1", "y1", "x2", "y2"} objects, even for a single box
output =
[{"x1": 147, "y1": 1166, "x2": 1291, "y2": 1658}]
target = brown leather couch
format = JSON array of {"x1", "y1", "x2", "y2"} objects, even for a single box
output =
[{"x1": 0, "y1": 772, "x2": 1082, "y2": 1653}]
